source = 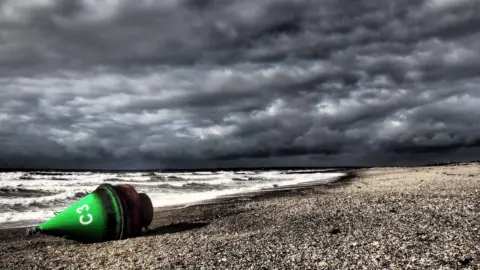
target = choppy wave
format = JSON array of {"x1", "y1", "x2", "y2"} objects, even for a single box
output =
[
  {"x1": 0, "y1": 169, "x2": 344, "y2": 226},
  {"x1": 0, "y1": 187, "x2": 59, "y2": 198},
  {"x1": 0, "y1": 191, "x2": 88, "y2": 208}
]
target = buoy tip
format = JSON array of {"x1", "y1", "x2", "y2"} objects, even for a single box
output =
[{"x1": 26, "y1": 226, "x2": 40, "y2": 236}]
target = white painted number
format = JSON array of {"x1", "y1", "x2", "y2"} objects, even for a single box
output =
[
  {"x1": 76, "y1": 204, "x2": 89, "y2": 214},
  {"x1": 79, "y1": 214, "x2": 93, "y2": 225},
  {"x1": 76, "y1": 204, "x2": 93, "y2": 225}
]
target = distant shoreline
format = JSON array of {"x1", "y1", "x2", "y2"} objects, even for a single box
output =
[
  {"x1": 0, "y1": 166, "x2": 364, "y2": 173},
  {"x1": 153, "y1": 170, "x2": 356, "y2": 211},
  {"x1": 1, "y1": 160, "x2": 479, "y2": 172}
]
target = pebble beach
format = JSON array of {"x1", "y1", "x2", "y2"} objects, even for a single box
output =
[{"x1": 1, "y1": 164, "x2": 479, "y2": 269}]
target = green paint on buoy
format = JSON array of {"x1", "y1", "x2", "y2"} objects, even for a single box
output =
[
  {"x1": 38, "y1": 192, "x2": 108, "y2": 242},
  {"x1": 102, "y1": 185, "x2": 124, "y2": 240}
]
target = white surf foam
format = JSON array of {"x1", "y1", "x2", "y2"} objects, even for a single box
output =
[
  {"x1": 148, "y1": 172, "x2": 344, "y2": 207},
  {"x1": 0, "y1": 170, "x2": 344, "y2": 226}
]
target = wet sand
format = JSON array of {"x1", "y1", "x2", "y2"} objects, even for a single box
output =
[{"x1": 1, "y1": 165, "x2": 479, "y2": 269}]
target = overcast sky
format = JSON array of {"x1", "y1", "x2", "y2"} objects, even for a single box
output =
[{"x1": 1, "y1": 0, "x2": 480, "y2": 169}]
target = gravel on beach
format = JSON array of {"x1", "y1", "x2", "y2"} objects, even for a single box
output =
[{"x1": 1, "y1": 164, "x2": 479, "y2": 269}]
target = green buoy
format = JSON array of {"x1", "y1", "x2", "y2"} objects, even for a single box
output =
[{"x1": 29, "y1": 184, "x2": 153, "y2": 243}]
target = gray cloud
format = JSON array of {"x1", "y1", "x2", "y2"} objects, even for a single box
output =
[{"x1": 1, "y1": 0, "x2": 480, "y2": 169}]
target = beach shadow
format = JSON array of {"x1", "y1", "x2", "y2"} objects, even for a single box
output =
[{"x1": 143, "y1": 222, "x2": 210, "y2": 237}]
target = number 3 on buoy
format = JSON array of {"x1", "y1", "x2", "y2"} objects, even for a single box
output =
[{"x1": 76, "y1": 204, "x2": 93, "y2": 225}]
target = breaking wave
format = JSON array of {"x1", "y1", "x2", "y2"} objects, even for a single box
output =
[{"x1": 0, "y1": 187, "x2": 59, "y2": 198}]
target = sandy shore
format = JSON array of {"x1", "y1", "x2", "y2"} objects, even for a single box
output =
[{"x1": 1, "y1": 164, "x2": 479, "y2": 269}]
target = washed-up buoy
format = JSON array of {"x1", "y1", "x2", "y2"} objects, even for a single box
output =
[{"x1": 28, "y1": 184, "x2": 153, "y2": 243}]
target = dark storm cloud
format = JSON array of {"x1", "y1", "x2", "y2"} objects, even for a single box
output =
[{"x1": 1, "y1": 0, "x2": 480, "y2": 169}]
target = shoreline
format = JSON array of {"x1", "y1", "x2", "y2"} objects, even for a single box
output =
[
  {"x1": 0, "y1": 170, "x2": 352, "y2": 230},
  {"x1": 154, "y1": 170, "x2": 357, "y2": 209},
  {"x1": 1, "y1": 165, "x2": 479, "y2": 269}
]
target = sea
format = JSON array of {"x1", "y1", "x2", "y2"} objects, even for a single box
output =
[{"x1": 0, "y1": 169, "x2": 345, "y2": 228}]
